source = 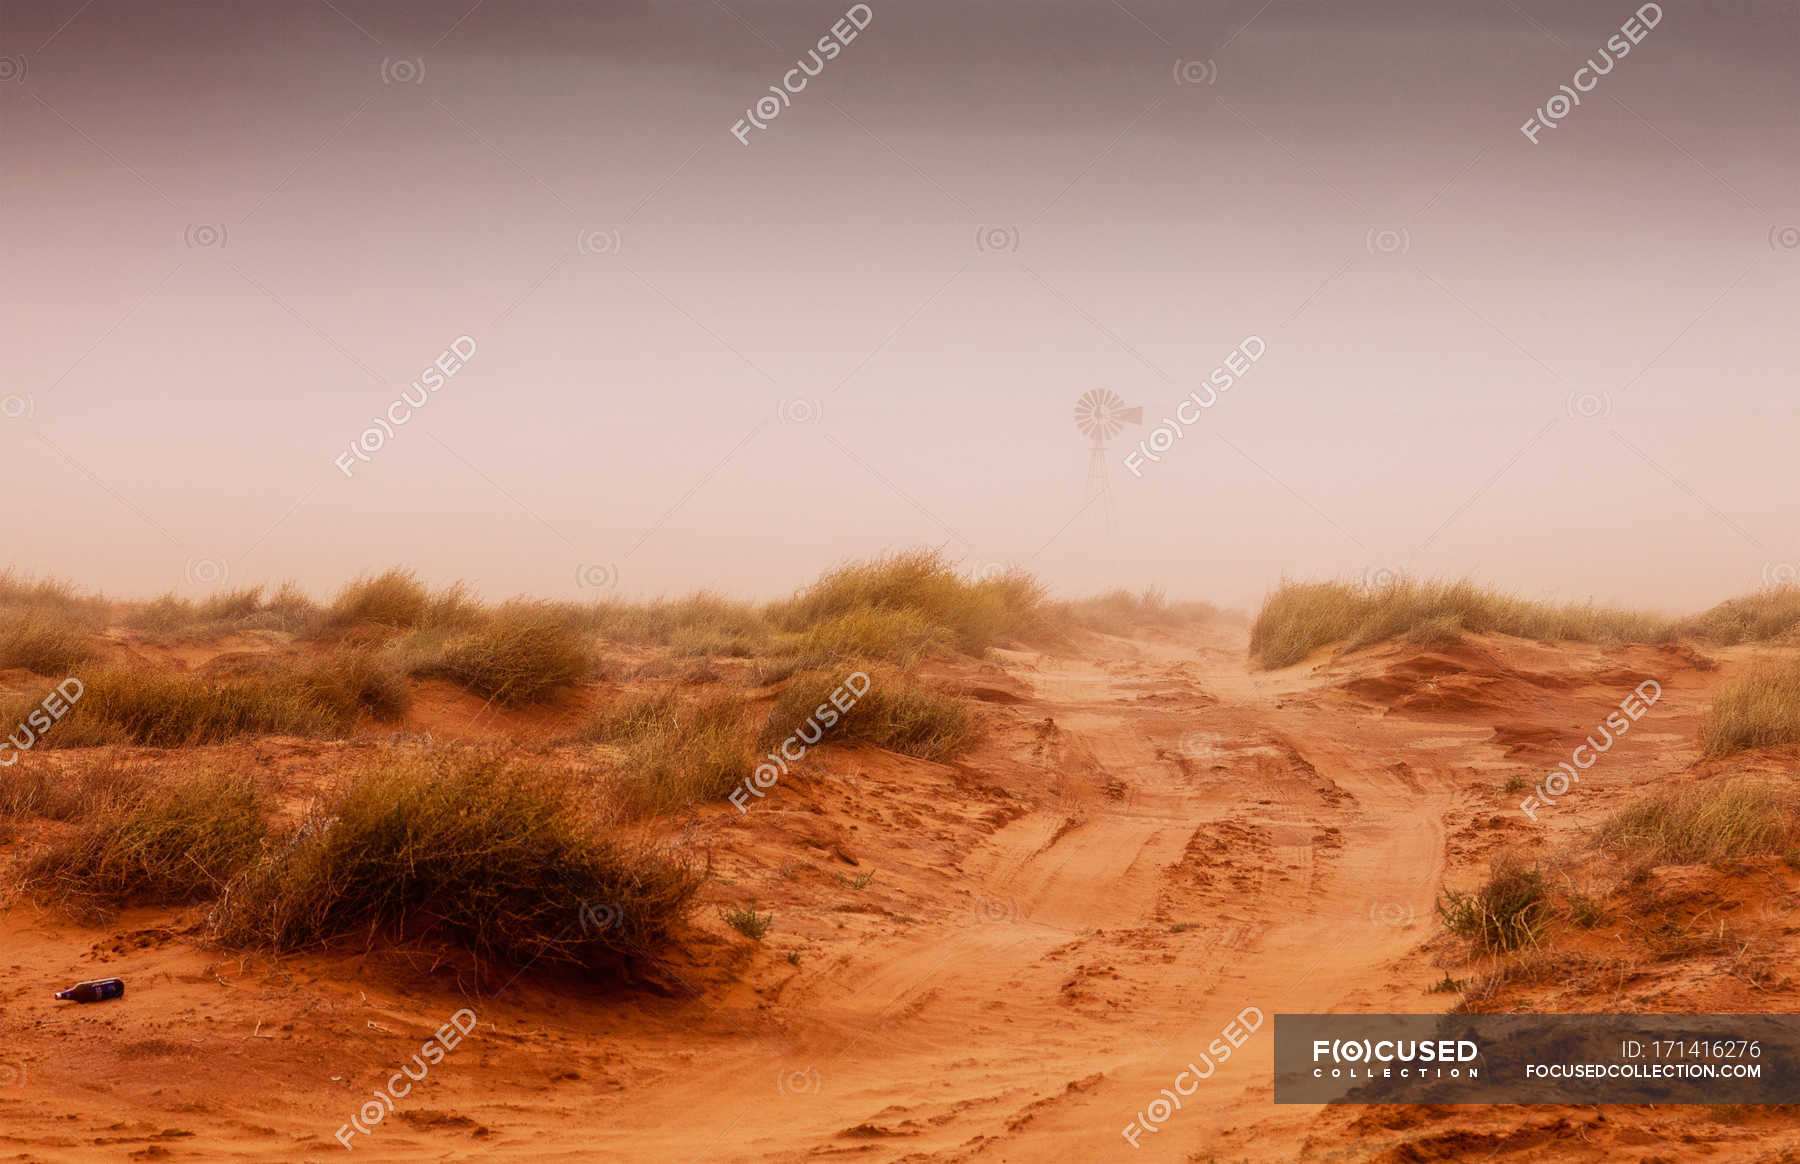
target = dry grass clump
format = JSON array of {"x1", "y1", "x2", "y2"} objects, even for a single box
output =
[
  {"x1": 763, "y1": 666, "x2": 972, "y2": 761},
  {"x1": 792, "y1": 606, "x2": 946, "y2": 666},
  {"x1": 771, "y1": 550, "x2": 1049, "y2": 657},
  {"x1": 585, "y1": 691, "x2": 754, "y2": 815},
  {"x1": 0, "y1": 571, "x2": 109, "y2": 627},
  {"x1": 579, "y1": 591, "x2": 775, "y2": 656},
  {"x1": 1599, "y1": 778, "x2": 1795, "y2": 863},
  {"x1": 210, "y1": 750, "x2": 703, "y2": 971},
  {"x1": 3, "y1": 652, "x2": 408, "y2": 748},
  {"x1": 325, "y1": 569, "x2": 481, "y2": 632},
  {"x1": 0, "y1": 754, "x2": 142, "y2": 822},
  {"x1": 1437, "y1": 861, "x2": 1550, "y2": 953},
  {"x1": 126, "y1": 583, "x2": 325, "y2": 638},
  {"x1": 0, "y1": 610, "x2": 97, "y2": 674},
  {"x1": 1682, "y1": 585, "x2": 1800, "y2": 645},
  {"x1": 425, "y1": 604, "x2": 592, "y2": 706},
  {"x1": 1249, "y1": 578, "x2": 1676, "y2": 669},
  {"x1": 24, "y1": 769, "x2": 268, "y2": 915},
  {"x1": 1701, "y1": 659, "x2": 1800, "y2": 757}
]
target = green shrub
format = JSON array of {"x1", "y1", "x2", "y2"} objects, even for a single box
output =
[
  {"x1": 428, "y1": 605, "x2": 591, "y2": 705},
  {"x1": 1438, "y1": 864, "x2": 1549, "y2": 952},
  {"x1": 586, "y1": 691, "x2": 753, "y2": 815},
  {"x1": 763, "y1": 666, "x2": 972, "y2": 762},
  {"x1": 25, "y1": 769, "x2": 267, "y2": 913},
  {"x1": 1702, "y1": 660, "x2": 1800, "y2": 757},
  {"x1": 1599, "y1": 778, "x2": 1795, "y2": 864},
  {"x1": 209, "y1": 751, "x2": 703, "y2": 971}
]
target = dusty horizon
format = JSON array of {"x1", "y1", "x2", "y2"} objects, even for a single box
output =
[{"x1": 5, "y1": 0, "x2": 1797, "y2": 611}]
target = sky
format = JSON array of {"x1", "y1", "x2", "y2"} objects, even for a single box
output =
[{"x1": 2, "y1": 0, "x2": 1795, "y2": 612}]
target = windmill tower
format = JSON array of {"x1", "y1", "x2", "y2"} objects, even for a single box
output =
[{"x1": 1073, "y1": 388, "x2": 1142, "y2": 532}]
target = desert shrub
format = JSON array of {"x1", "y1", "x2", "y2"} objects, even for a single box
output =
[
  {"x1": 125, "y1": 585, "x2": 327, "y2": 639},
  {"x1": 0, "y1": 571, "x2": 109, "y2": 628},
  {"x1": 327, "y1": 569, "x2": 434, "y2": 629},
  {"x1": 1437, "y1": 863, "x2": 1549, "y2": 952},
  {"x1": 0, "y1": 655, "x2": 407, "y2": 748},
  {"x1": 793, "y1": 607, "x2": 945, "y2": 666},
  {"x1": 209, "y1": 751, "x2": 703, "y2": 971},
  {"x1": 303, "y1": 648, "x2": 414, "y2": 721},
  {"x1": 586, "y1": 691, "x2": 753, "y2": 814},
  {"x1": 1250, "y1": 578, "x2": 1675, "y2": 669},
  {"x1": 25, "y1": 769, "x2": 267, "y2": 913},
  {"x1": 721, "y1": 905, "x2": 772, "y2": 940},
  {"x1": 0, "y1": 610, "x2": 96, "y2": 674},
  {"x1": 573, "y1": 591, "x2": 774, "y2": 651},
  {"x1": 1599, "y1": 778, "x2": 1795, "y2": 864},
  {"x1": 1682, "y1": 586, "x2": 1800, "y2": 645},
  {"x1": 770, "y1": 550, "x2": 1048, "y2": 656},
  {"x1": 0, "y1": 754, "x2": 141, "y2": 821},
  {"x1": 763, "y1": 666, "x2": 972, "y2": 761},
  {"x1": 428, "y1": 604, "x2": 590, "y2": 705},
  {"x1": 1702, "y1": 660, "x2": 1800, "y2": 757}
]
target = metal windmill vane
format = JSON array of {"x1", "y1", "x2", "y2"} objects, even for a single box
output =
[{"x1": 1073, "y1": 389, "x2": 1142, "y2": 531}]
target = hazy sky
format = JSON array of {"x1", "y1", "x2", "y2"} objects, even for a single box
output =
[{"x1": 2, "y1": 0, "x2": 1795, "y2": 611}]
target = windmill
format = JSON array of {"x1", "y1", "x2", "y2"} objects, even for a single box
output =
[{"x1": 1073, "y1": 388, "x2": 1141, "y2": 532}]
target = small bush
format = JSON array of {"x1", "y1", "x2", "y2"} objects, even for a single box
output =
[
  {"x1": 210, "y1": 751, "x2": 703, "y2": 971},
  {"x1": 771, "y1": 550, "x2": 1048, "y2": 656},
  {"x1": 763, "y1": 666, "x2": 972, "y2": 761},
  {"x1": 1682, "y1": 586, "x2": 1800, "y2": 645},
  {"x1": 0, "y1": 754, "x2": 141, "y2": 821},
  {"x1": 1058, "y1": 587, "x2": 1217, "y2": 636},
  {"x1": 0, "y1": 655, "x2": 407, "y2": 748},
  {"x1": 125, "y1": 585, "x2": 324, "y2": 638},
  {"x1": 1250, "y1": 578, "x2": 1675, "y2": 669},
  {"x1": 25, "y1": 770, "x2": 267, "y2": 914},
  {"x1": 1599, "y1": 778, "x2": 1795, "y2": 864},
  {"x1": 429, "y1": 605, "x2": 591, "y2": 705},
  {"x1": 327, "y1": 569, "x2": 434, "y2": 629},
  {"x1": 793, "y1": 606, "x2": 945, "y2": 666},
  {"x1": 0, "y1": 610, "x2": 96, "y2": 674},
  {"x1": 586, "y1": 691, "x2": 753, "y2": 815},
  {"x1": 1438, "y1": 863, "x2": 1549, "y2": 952},
  {"x1": 1702, "y1": 660, "x2": 1800, "y2": 757},
  {"x1": 722, "y1": 905, "x2": 772, "y2": 940}
]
